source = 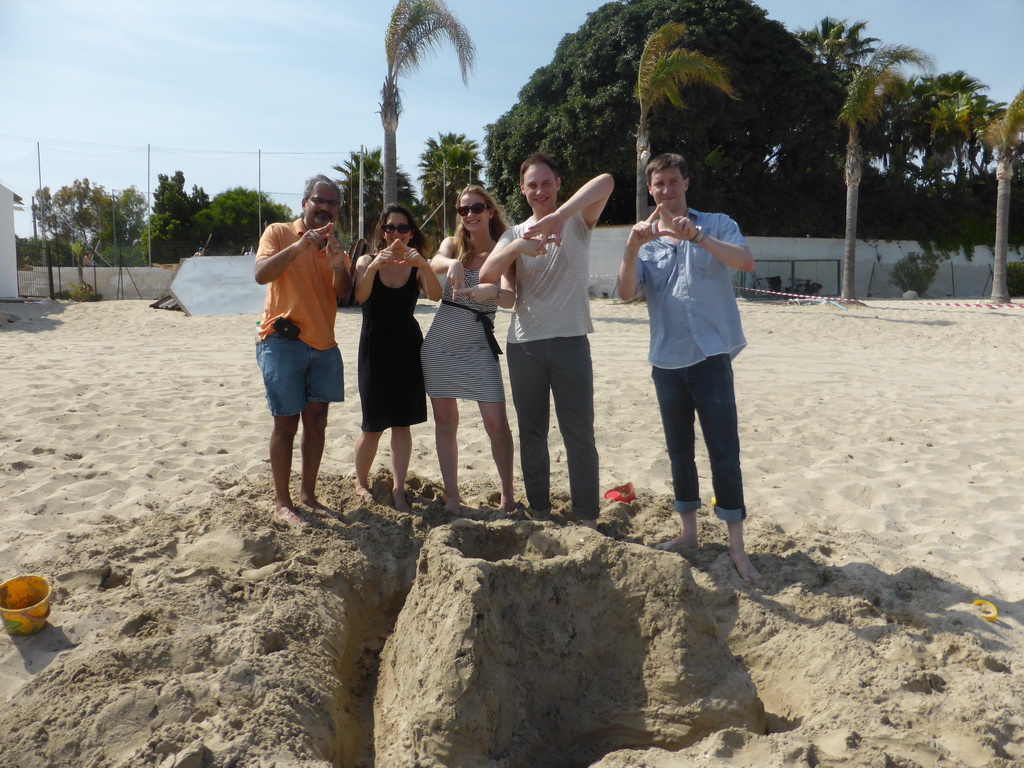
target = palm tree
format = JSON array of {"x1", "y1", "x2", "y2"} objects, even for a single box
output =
[
  {"x1": 380, "y1": 0, "x2": 476, "y2": 205},
  {"x1": 418, "y1": 132, "x2": 482, "y2": 236},
  {"x1": 797, "y1": 17, "x2": 878, "y2": 75},
  {"x1": 983, "y1": 86, "x2": 1024, "y2": 303},
  {"x1": 837, "y1": 44, "x2": 932, "y2": 299},
  {"x1": 334, "y1": 148, "x2": 416, "y2": 240},
  {"x1": 635, "y1": 22, "x2": 735, "y2": 220}
]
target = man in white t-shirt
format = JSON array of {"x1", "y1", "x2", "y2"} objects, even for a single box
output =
[{"x1": 480, "y1": 153, "x2": 614, "y2": 526}]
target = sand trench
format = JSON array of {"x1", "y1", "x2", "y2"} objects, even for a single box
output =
[{"x1": 1, "y1": 470, "x2": 1021, "y2": 768}]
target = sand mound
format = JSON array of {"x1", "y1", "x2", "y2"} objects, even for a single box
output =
[{"x1": 375, "y1": 521, "x2": 762, "y2": 767}]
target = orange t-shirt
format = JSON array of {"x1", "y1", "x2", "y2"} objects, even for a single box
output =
[{"x1": 256, "y1": 219, "x2": 348, "y2": 350}]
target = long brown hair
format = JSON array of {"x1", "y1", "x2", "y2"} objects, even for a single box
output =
[
  {"x1": 452, "y1": 186, "x2": 508, "y2": 267},
  {"x1": 372, "y1": 203, "x2": 430, "y2": 255}
]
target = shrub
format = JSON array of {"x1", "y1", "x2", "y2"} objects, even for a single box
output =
[
  {"x1": 1007, "y1": 260, "x2": 1024, "y2": 298},
  {"x1": 889, "y1": 252, "x2": 940, "y2": 296},
  {"x1": 68, "y1": 282, "x2": 103, "y2": 302}
]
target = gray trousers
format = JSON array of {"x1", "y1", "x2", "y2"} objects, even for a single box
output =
[{"x1": 507, "y1": 336, "x2": 599, "y2": 520}]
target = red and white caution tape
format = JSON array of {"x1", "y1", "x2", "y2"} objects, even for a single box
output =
[
  {"x1": 737, "y1": 286, "x2": 864, "y2": 304},
  {"x1": 905, "y1": 300, "x2": 1023, "y2": 310}
]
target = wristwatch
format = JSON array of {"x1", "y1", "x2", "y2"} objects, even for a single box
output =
[{"x1": 690, "y1": 226, "x2": 706, "y2": 244}]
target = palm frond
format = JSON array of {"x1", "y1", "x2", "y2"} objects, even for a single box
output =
[
  {"x1": 637, "y1": 22, "x2": 734, "y2": 116},
  {"x1": 839, "y1": 44, "x2": 934, "y2": 128},
  {"x1": 386, "y1": 0, "x2": 476, "y2": 83},
  {"x1": 984, "y1": 87, "x2": 1024, "y2": 156}
]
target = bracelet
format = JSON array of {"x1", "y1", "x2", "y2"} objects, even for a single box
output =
[
  {"x1": 491, "y1": 282, "x2": 503, "y2": 299},
  {"x1": 331, "y1": 264, "x2": 347, "y2": 272}
]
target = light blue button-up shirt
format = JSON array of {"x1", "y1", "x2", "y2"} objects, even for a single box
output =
[{"x1": 635, "y1": 208, "x2": 747, "y2": 369}]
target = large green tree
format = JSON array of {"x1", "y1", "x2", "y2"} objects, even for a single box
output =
[
  {"x1": 149, "y1": 171, "x2": 210, "y2": 257},
  {"x1": 192, "y1": 188, "x2": 292, "y2": 254},
  {"x1": 418, "y1": 132, "x2": 483, "y2": 237},
  {"x1": 835, "y1": 42, "x2": 932, "y2": 299},
  {"x1": 380, "y1": 0, "x2": 475, "y2": 205},
  {"x1": 485, "y1": 0, "x2": 842, "y2": 231},
  {"x1": 984, "y1": 87, "x2": 1024, "y2": 302},
  {"x1": 635, "y1": 21, "x2": 734, "y2": 220}
]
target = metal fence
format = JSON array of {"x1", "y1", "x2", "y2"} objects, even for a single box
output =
[{"x1": 1, "y1": 137, "x2": 350, "y2": 264}]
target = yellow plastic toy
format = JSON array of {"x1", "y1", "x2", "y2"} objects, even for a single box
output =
[{"x1": 0, "y1": 575, "x2": 53, "y2": 636}]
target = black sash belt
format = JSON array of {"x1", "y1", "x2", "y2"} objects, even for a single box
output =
[{"x1": 441, "y1": 299, "x2": 503, "y2": 360}]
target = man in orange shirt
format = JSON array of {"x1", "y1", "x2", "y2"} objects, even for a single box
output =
[{"x1": 255, "y1": 175, "x2": 352, "y2": 524}]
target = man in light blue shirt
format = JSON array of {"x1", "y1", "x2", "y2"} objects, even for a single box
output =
[{"x1": 618, "y1": 153, "x2": 760, "y2": 582}]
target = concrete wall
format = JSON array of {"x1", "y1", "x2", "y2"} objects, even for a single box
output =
[
  {"x1": 589, "y1": 227, "x2": 1004, "y2": 299},
  {"x1": 18, "y1": 265, "x2": 176, "y2": 300},
  {"x1": 0, "y1": 184, "x2": 17, "y2": 299}
]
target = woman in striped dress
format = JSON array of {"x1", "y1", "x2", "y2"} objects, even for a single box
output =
[{"x1": 420, "y1": 186, "x2": 517, "y2": 516}]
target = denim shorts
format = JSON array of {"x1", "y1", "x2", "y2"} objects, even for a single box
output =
[{"x1": 256, "y1": 335, "x2": 344, "y2": 417}]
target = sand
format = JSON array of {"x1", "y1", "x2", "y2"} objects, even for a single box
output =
[{"x1": 1, "y1": 296, "x2": 1022, "y2": 767}]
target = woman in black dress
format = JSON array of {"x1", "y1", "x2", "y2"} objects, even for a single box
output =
[{"x1": 353, "y1": 204, "x2": 442, "y2": 512}]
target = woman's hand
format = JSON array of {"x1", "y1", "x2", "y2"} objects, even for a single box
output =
[
  {"x1": 452, "y1": 283, "x2": 497, "y2": 303},
  {"x1": 446, "y1": 260, "x2": 466, "y2": 289},
  {"x1": 405, "y1": 247, "x2": 429, "y2": 269}
]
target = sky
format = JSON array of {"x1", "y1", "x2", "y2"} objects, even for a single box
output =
[{"x1": 1, "y1": 0, "x2": 1022, "y2": 238}]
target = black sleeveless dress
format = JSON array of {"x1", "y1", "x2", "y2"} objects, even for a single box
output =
[{"x1": 357, "y1": 269, "x2": 427, "y2": 432}]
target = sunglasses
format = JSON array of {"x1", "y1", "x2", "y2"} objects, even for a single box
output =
[
  {"x1": 382, "y1": 223, "x2": 412, "y2": 234},
  {"x1": 308, "y1": 195, "x2": 339, "y2": 208},
  {"x1": 456, "y1": 202, "x2": 490, "y2": 217}
]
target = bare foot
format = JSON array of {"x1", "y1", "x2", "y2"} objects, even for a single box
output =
[
  {"x1": 274, "y1": 504, "x2": 306, "y2": 526},
  {"x1": 653, "y1": 533, "x2": 697, "y2": 551},
  {"x1": 354, "y1": 484, "x2": 374, "y2": 505},
  {"x1": 393, "y1": 490, "x2": 412, "y2": 515},
  {"x1": 580, "y1": 518, "x2": 598, "y2": 530},
  {"x1": 729, "y1": 546, "x2": 762, "y2": 583},
  {"x1": 726, "y1": 520, "x2": 761, "y2": 583},
  {"x1": 444, "y1": 497, "x2": 462, "y2": 517},
  {"x1": 303, "y1": 498, "x2": 344, "y2": 521},
  {"x1": 500, "y1": 495, "x2": 517, "y2": 517}
]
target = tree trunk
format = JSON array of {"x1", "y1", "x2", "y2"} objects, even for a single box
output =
[
  {"x1": 635, "y1": 119, "x2": 651, "y2": 222},
  {"x1": 990, "y1": 155, "x2": 1012, "y2": 303},
  {"x1": 841, "y1": 133, "x2": 862, "y2": 301},
  {"x1": 383, "y1": 127, "x2": 398, "y2": 206},
  {"x1": 381, "y1": 76, "x2": 400, "y2": 206}
]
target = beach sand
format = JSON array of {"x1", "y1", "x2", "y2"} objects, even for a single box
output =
[{"x1": 1, "y1": 296, "x2": 1022, "y2": 767}]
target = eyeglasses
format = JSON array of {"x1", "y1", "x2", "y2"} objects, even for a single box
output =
[
  {"x1": 382, "y1": 223, "x2": 412, "y2": 234},
  {"x1": 456, "y1": 202, "x2": 490, "y2": 217},
  {"x1": 308, "y1": 196, "x2": 339, "y2": 208}
]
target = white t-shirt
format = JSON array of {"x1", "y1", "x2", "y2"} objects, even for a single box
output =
[{"x1": 498, "y1": 211, "x2": 594, "y2": 343}]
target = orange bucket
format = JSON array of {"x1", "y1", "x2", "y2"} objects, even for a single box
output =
[{"x1": 0, "y1": 575, "x2": 52, "y2": 636}]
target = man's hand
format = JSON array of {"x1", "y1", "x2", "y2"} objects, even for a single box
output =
[
  {"x1": 628, "y1": 206, "x2": 662, "y2": 247},
  {"x1": 523, "y1": 210, "x2": 565, "y2": 247},
  {"x1": 652, "y1": 211, "x2": 700, "y2": 241},
  {"x1": 303, "y1": 222, "x2": 336, "y2": 253},
  {"x1": 516, "y1": 235, "x2": 555, "y2": 259}
]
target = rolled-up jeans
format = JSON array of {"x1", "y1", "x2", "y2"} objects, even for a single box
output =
[
  {"x1": 507, "y1": 336, "x2": 599, "y2": 521},
  {"x1": 651, "y1": 354, "x2": 745, "y2": 522}
]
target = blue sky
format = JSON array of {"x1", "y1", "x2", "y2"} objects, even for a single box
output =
[{"x1": 1, "y1": 0, "x2": 1021, "y2": 237}]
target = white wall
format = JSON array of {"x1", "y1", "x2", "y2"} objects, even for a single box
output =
[
  {"x1": 589, "y1": 227, "x2": 1004, "y2": 299},
  {"x1": 17, "y1": 266, "x2": 176, "y2": 300},
  {"x1": 0, "y1": 184, "x2": 17, "y2": 298}
]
